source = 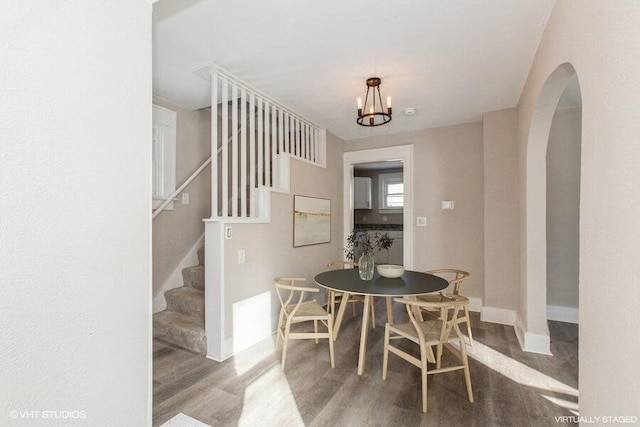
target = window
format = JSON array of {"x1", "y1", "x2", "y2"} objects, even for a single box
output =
[
  {"x1": 378, "y1": 172, "x2": 404, "y2": 212},
  {"x1": 152, "y1": 104, "x2": 176, "y2": 210}
]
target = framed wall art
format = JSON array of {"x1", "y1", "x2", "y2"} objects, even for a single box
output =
[{"x1": 293, "y1": 195, "x2": 331, "y2": 247}]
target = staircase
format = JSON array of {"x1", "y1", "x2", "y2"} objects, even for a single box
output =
[{"x1": 153, "y1": 247, "x2": 206, "y2": 354}]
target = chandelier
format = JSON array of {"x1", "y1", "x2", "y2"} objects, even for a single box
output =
[{"x1": 356, "y1": 77, "x2": 392, "y2": 127}]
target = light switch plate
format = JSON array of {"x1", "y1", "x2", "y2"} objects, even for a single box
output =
[
  {"x1": 225, "y1": 226, "x2": 232, "y2": 239},
  {"x1": 238, "y1": 249, "x2": 245, "y2": 264},
  {"x1": 182, "y1": 193, "x2": 190, "y2": 204},
  {"x1": 441, "y1": 200, "x2": 454, "y2": 210},
  {"x1": 417, "y1": 217, "x2": 427, "y2": 227}
]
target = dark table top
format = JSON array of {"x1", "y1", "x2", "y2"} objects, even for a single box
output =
[{"x1": 314, "y1": 269, "x2": 448, "y2": 297}]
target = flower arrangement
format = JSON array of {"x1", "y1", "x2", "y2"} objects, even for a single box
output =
[{"x1": 344, "y1": 229, "x2": 394, "y2": 261}]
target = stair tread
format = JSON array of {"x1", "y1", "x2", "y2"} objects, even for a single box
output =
[
  {"x1": 153, "y1": 310, "x2": 206, "y2": 354},
  {"x1": 165, "y1": 286, "x2": 205, "y2": 320},
  {"x1": 154, "y1": 310, "x2": 204, "y2": 329},
  {"x1": 165, "y1": 286, "x2": 204, "y2": 300},
  {"x1": 182, "y1": 265, "x2": 204, "y2": 289}
]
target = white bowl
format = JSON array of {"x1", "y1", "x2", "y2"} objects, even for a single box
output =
[{"x1": 377, "y1": 264, "x2": 405, "y2": 278}]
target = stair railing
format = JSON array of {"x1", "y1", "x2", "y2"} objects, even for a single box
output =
[
  {"x1": 152, "y1": 129, "x2": 239, "y2": 220},
  {"x1": 209, "y1": 64, "x2": 327, "y2": 221}
]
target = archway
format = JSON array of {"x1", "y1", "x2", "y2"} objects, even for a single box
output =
[{"x1": 522, "y1": 63, "x2": 582, "y2": 353}]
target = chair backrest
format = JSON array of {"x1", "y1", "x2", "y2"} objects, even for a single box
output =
[
  {"x1": 327, "y1": 260, "x2": 358, "y2": 270},
  {"x1": 424, "y1": 269, "x2": 470, "y2": 295},
  {"x1": 274, "y1": 277, "x2": 319, "y2": 317},
  {"x1": 394, "y1": 296, "x2": 468, "y2": 345}
]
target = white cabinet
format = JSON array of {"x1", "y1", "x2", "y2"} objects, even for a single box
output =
[{"x1": 354, "y1": 177, "x2": 372, "y2": 209}]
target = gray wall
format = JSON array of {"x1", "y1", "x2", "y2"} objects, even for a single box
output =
[
  {"x1": 152, "y1": 97, "x2": 211, "y2": 300},
  {"x1": 483, "y1": 108, "x2": 520, "y2": 314},
  {"x1": 344, "y1": 122, "x2": 485, "y2": 302},
  {"x1": 546, "y1": 107, "x2": 581, "y2": 309}
]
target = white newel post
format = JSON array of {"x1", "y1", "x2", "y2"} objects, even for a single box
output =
[{"x1": 204, "y1": 220, "x2": 226, "y2": 361}]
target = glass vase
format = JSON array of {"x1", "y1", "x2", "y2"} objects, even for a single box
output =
[{"x1": 358, "y1": 252, "x2": 375, "y2": 281}]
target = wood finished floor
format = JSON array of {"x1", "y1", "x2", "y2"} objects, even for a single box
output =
[{"x1": 153, "y1": 300, "x2": 578, "y2": 426}]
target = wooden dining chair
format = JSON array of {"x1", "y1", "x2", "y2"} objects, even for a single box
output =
[
  {"x1": 326, "y1": 261, "x2": 375, "y2": 329},
  {"x1": 382, "y1": 295, "x2": 474, "y2": 413},
  {"x1": 274, "y1": 277, "x2": 335, "y2": 370},
  {"x1": 419, "y1": 269, "x2": 473, "y2": 346}
]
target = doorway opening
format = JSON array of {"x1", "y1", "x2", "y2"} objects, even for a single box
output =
[
  {"x1": 352, "y1": 160, "x2": 405, "y2": 265},
  {"x1": 521, "y1": 63, "x2": 581, "y2": 354},
  {"x1": 343, "y1": 145, "x2": 414, "y2": 269}
]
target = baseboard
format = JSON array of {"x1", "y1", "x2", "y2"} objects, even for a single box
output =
[
  {"x1": 481, "y1": 305, "x2": 516, "y2": 325},
  {"x1": 547, "y1": 304, "x2": 578, "y2": 324},
  {"x1": 153, "y1": 233, "x2": 205, "y2": 313},
  {"x1": 514, "y1": 315, "x2": 551, "y2": 355}
]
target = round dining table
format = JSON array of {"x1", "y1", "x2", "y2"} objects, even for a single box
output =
[{"x1": 314, "y1": 268, "x2": 448, "y2": 375}]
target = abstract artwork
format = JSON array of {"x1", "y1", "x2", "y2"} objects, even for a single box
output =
[{"x1": 293, "y1": 195, "x2": 331, "y2": 247}]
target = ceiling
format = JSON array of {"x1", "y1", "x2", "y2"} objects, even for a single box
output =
[{"x1": 153, "y1": 0, "x2": 555, "y2": 141}]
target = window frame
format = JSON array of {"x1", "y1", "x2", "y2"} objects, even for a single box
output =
[{"x1": 378, "y1": 172, "x2": 404, "y2": 213}]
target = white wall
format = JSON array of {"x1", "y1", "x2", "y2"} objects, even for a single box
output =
[
  {"x1": 344, "y1": 122, "x2": 485, "y2": 303},
  {"x1": 546, "y1": 107, "x2": 581, "y2": 310},
  {"x1": 517, "y1": 0, "x2": 640, "y2": 416},
  {"x1": 0, "y1": 1, "x2": 152, "y2": 425}
]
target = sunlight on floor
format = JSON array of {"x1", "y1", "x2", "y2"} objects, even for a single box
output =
[
  {"x1": 462, "y1": 339, "x2": 579, "y2": 415},
  {"x1": 542, "y1": 394, "x2": 580, "y2": 412},
  {"x1": 233, "y1": 292, "x2": 275, "y2": 375},
  {"x1": 237, "y1": 364, "x2": 305, "y2": 427},
  {"x1": 464, "y1": 340, "x2": 578, "y2": 397}
]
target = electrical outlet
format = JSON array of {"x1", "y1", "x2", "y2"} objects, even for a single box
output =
[
  {"x1": 417, "y1": 217, "x2": 427, "y2": 227},
  {"x1": 238, "y1": 249, "x2": 245, "y2": 264}
]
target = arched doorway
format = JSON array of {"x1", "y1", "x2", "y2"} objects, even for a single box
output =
[{"x1": 523, "y1": 63, "x2": 582, "y2": 353}]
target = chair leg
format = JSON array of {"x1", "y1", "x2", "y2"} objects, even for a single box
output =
[
  {"x1": 281, "y1": 320, "x2": 292, "y2": 371},
  {"x1": 460, "y1": 338, "x2": 474, "y2": 403},
  {"x1": 275, "y1": 309, "x2": 284, "y2": 351},
  {"x1": 314, "y1": 320, "x2": 319, "y2": 344},
  {"x1": 436, "y1": 343, "x2": 443, "y2": 369},
  {"x1": 421, "y1": 343, "x2": 429, "y2": 413},
  {"x1": 464, "y1": 306, "x2": 473, "y2": 346},
  {"x1": 382, "y1": 324, "x2": 390, "y2": 380},
  {"x1": 327, "y1": 316, "x2": 335, "y2": 368}
]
